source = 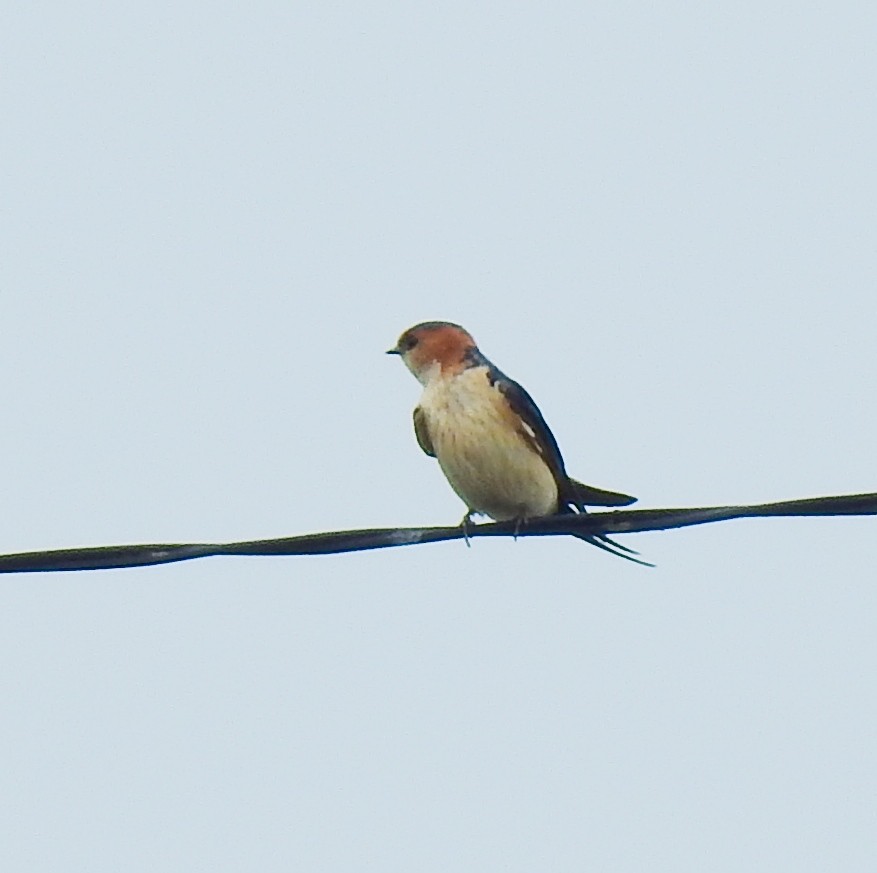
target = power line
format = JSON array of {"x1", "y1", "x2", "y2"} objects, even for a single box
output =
[{"x1": 0, "y1": 491, "x2": 874, "y2": 573}]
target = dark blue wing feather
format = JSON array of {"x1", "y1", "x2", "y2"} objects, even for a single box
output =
[
  {"x1": 486, "y1": 364, "x2": 637, "y2": 510},
  {"x1": 485, "y1": 365, "x2": 570, "y2": 483}
]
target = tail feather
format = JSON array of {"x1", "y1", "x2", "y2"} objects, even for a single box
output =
[
  {"x1": 561, "y1": 480, "x2": 649, "y2": 564},
  {"x1": 572, "y1": 532, "x2": 655, "y2": 567}
]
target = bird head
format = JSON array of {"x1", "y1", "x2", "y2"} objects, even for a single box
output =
[{"x1": 387, "y1": 321, "x2": 479, "y2": 384}]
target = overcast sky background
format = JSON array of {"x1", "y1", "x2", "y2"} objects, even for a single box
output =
[{"x1": 2, "y1": 2, "x2": 876, "y2": 870}]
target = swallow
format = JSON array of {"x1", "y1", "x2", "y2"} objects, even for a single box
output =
[{"x1": 387, "y1": 321, "x2": 650, "y2": 564}]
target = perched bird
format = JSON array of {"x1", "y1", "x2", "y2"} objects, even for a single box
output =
[{"x1": 387, "y1": 321, "x2": 648, "y2": 564}]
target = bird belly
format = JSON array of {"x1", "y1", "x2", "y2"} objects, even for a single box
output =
[{"x1": 422, "y1": 376, "x2": 558, "y2": 520}]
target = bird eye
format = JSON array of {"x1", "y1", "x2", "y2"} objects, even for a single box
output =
[{"x1": 401, "y1": 334, "x2": 419, "y2": 351}]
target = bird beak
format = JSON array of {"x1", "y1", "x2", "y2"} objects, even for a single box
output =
[{"x1": 386, "y1": 346, "x2": 401, "y2": 355}]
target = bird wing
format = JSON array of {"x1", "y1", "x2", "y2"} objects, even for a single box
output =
[
  {"x1": 412, "y1": 405, "x2": 435, "y2": 457},
  {"x1": 568, "y1": 479, "x2": 637, "y2": 507},
  {"x1": 489, "y1": 367, "x2": 637, "y2": 510},
  {"x1": 487, "y1": 368, "x2": 568, "y2": 484}
]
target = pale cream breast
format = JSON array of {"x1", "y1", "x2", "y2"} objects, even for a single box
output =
[{"x1": 418, "y1": 367, "x2": 559, "y2": 520}]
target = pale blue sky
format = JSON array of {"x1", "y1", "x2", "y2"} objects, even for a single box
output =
[{"x1": 1, "y1": 2, "x2": 876, "y2": 870}]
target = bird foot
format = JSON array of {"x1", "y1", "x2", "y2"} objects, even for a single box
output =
[{"x1": 459, "y1": 511, "x2": 475, "y2": 548}]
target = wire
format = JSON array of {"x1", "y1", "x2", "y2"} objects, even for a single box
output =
[{"x1": 0, "y1": 491, "x2": 874, "y2": 573}]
